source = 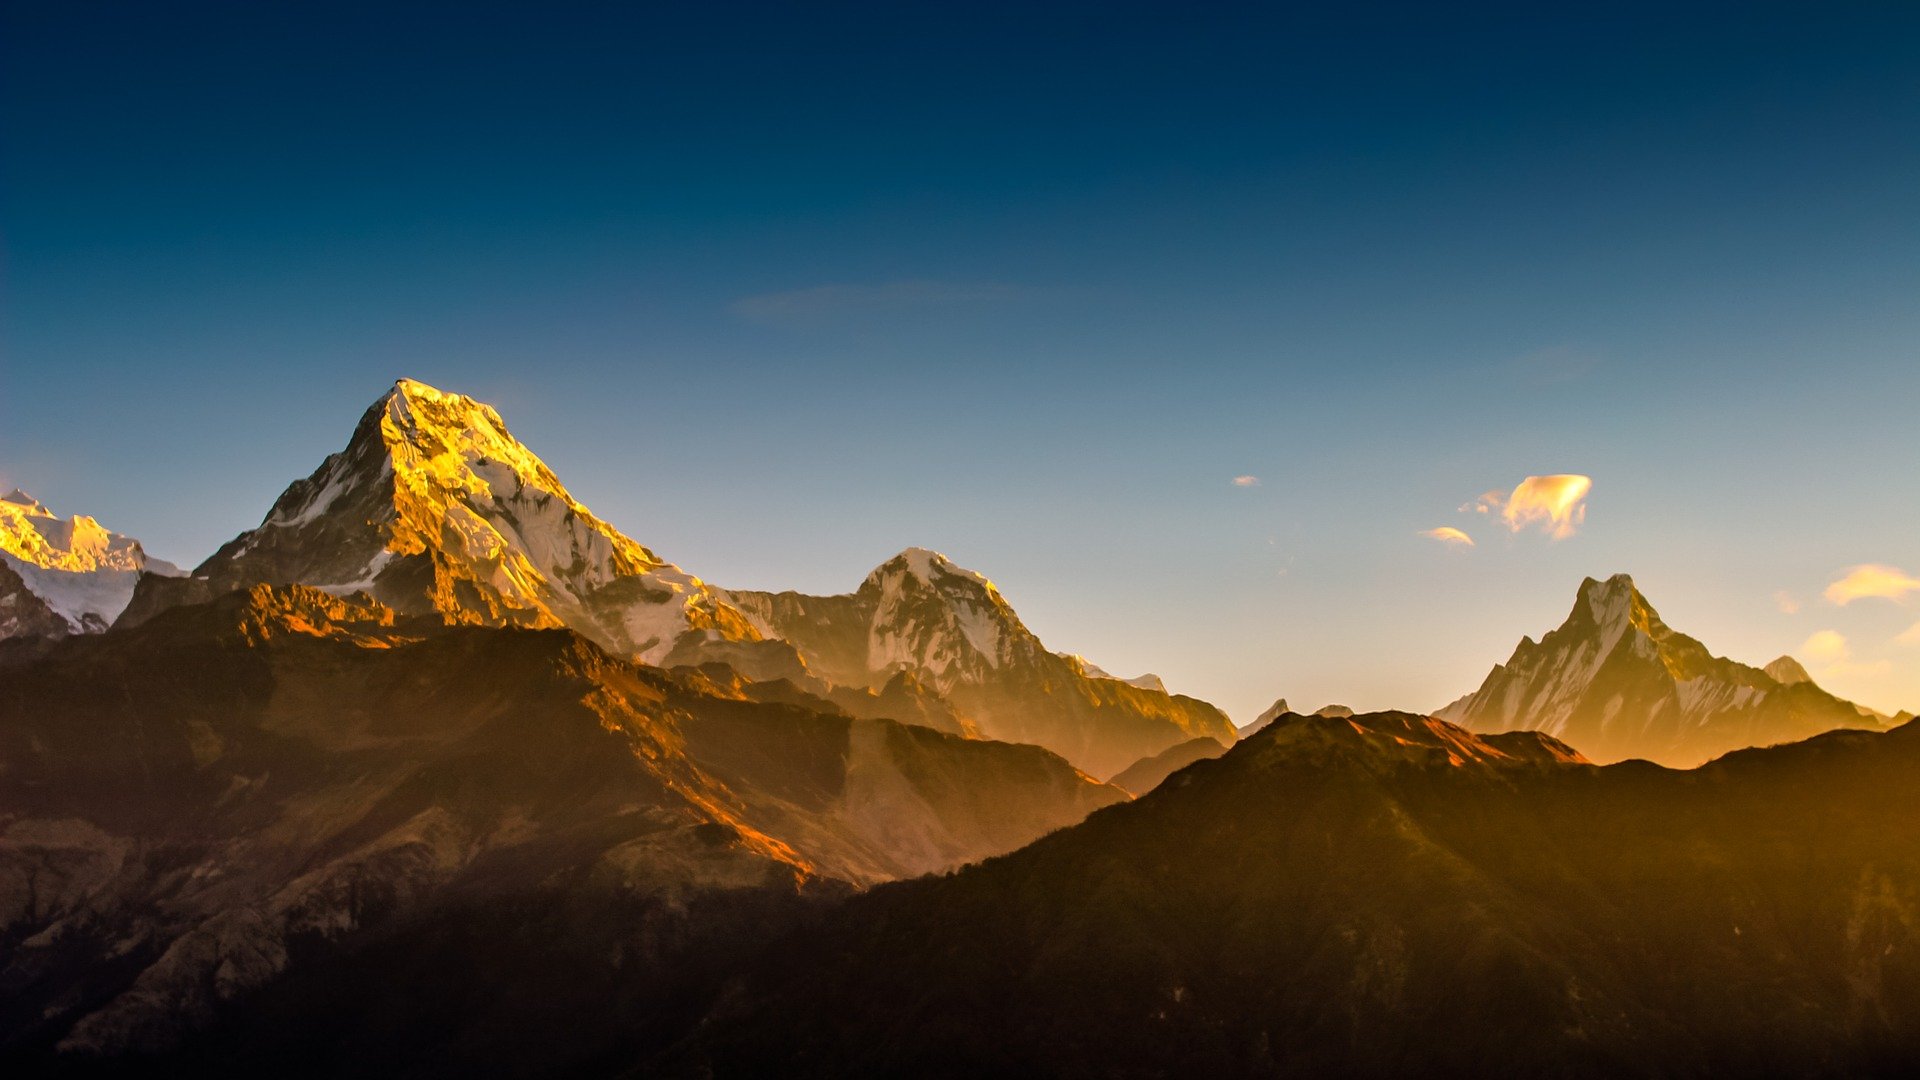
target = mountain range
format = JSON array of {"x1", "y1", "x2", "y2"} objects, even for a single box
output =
[{"x1": 4, "y1": 378, "x2": 1916, "y2": 1076}]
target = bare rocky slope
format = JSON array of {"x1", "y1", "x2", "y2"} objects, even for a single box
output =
[{"x1": 0, "y1": 585, "x2": 1120, "y2": 1068}]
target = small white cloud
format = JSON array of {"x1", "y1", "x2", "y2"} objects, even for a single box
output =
[
  {"x1": 1232, "y1": 475, "x2": 1261, "y2": 488},
  {"x1": 1823, "y1": 564, "x2": 1920, "y2": 606},
  {"x1": 1773, "y1": 591, "x2": 1801, "y2": 615},
  {"x1": 1420, "y1": 526, "x2": 1475, "y2": 548}
]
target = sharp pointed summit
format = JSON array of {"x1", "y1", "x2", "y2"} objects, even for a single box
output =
[
  {"x1": 130, "y1": 379, "x2": 759, "y2": 663},
  {"x1": 1436, "y1": 573, "x2": 1883, "y2": 765}
]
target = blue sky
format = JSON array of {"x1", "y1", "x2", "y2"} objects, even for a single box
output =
[{"x1": 4, "y1": 1, "x2": 1917, "y2": 717}]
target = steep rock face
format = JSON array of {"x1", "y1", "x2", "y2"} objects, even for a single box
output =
[
  {"x1": 1436, "y1": 574, "x2": 1879, "y2": 766},
  {"x1": 0, "y1": 490, "x2": 180, "y2": 638},
  {"x1": 729, "y1": 548, "x2": 1236, "y2": 778},
  {"x1": 677, "y1": 714, "x2": 1920, "y2": 1078},
  {"x1": 0, "y1": 587, "x2": 1119, "y2": 1062},
  {"x1": 136, "y1": 380, "x2": 760, "y2": 666}
]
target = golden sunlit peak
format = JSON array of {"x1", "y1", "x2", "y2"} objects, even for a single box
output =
[{"x1": 881, "y1": 547, "x2": 998, "y2": 591}]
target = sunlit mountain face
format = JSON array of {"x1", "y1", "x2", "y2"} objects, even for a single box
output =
[
  {"x1": 4, "y1": 379, "x2": 1914, "y2": 1078},
  {"x1": 7, "y1": 1, "x2": 1920, "y2": 1075}
]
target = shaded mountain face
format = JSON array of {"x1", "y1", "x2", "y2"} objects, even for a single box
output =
[
  {"x1": 121, "y1": 380, "x2": 762, "y2": 668},
  {"x1": 728, "y1": 548, "x2": 1236, "y2": 778},
  {"x1": 677, "y1": 711, "x2": 1920, "y2": 1079},
  {"x1": 0, "y1": 490, "x2": 180, "y2": 638},
  {"x1": 1436, "y1": 574, "x2": 1880, "y2": 766},
  {"x1": 1106, "y1": 735, "x2": 1228, "y2": 795},
  {"x1": 0, "y1": 585, "x2": 1119, "y2": 1063}
]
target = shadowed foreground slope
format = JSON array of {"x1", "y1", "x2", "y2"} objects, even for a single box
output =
[
  {"x1": 673, "y1": 711, "x2": 1920, "y2": 1078},
  {"x1": 0, "y1": 586, "x2": 1118, "y2": 1073}
]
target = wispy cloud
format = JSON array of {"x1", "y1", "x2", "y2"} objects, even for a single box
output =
[
  {"x1": 1897, "y1": 621, "x2": 1920, "y2": 648},
  {"x1": 1232, "y1": 475, "x2": 1261, "y2": 488},
  {"x1": 1421, "y1": 526, "x2": 1474, "y2": 547},
  {"x1": 730, "y1": 280, "x2": 1020, "y2": 326},
  {"x1": 1469, "y1": 474, "x2": 1592, "y2": 540},
  {"x1": 1802, "y1": 629, "x2": 1850, "y2": 664},
  {"x1": 1801, "y1": 628, "x2": 1893, "y2": 678},
  {"x1": 1823, "y1": 564, "x2": 1920, "y2": 606},
  {"x1": 1773, "y1": 590, "x2": 1801, "y2": 614}
]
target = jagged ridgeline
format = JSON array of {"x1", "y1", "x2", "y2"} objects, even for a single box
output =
[
  {"x1": 1437, "y1": 573, "x2": 1888, "y2": 766},
  {"x1": 111, "y1": 379, "x2": 1235, "y2": 776}
]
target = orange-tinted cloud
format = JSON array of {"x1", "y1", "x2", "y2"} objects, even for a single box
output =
[
  {"x1": 1476, "y1": 474, "x2": 1592, "y2": 540},
  {"x1": 1232, "y1": 475, "x2": 1260, "y2": 488},
  {"x1": 1824, "y1": 564, "x2": 1920, "y2": 606},
  {"x1": 1802, "y1": 629, "x2": 1850, "y2": 664},
  {"x1": 1421, "y1": 526, "x2": 1475, "y2": 547}
]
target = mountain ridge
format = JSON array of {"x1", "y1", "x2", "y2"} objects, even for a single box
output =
[
  {"x1": 1436, "y1": 573, "x2": 1882, "y2": 765},
  {"x1": 728, "y1": 547, "x2": 1236, "y2": 777}
]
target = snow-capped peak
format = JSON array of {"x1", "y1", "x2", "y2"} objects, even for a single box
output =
[
  {"x1": 193, "y1": 378, "x2": 755, "y2": 663},
  {"x1": 1, "y1": 491, "x2": 181, "y2": 636},
  {"x1": 1, "y1": 492, "x2": 171, "y2": 575},
  {"x1": 866, "y1": 547, "x2": 996, "y2": 592},
  {"x1": 3, "y1": 489, "x2": 50, "y2": 516},
  {"x1": 1577, "y1": 573, "x2": 1639, "y2": 638},
  {"x1": 1764, "y1": 655, "x2": 1812, "y2": 686}
]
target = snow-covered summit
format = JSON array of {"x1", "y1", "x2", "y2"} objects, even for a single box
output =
[
  {"x1": 1436, "y1": 574, "x2": 1880, "y2": 766},
  {"x1": 0, "y1": 490, "x2": 181, "y2": 637},
  {"x1": 185, "y1": 379, "x2": 757, "y2": 663},
  {"x1": 729, "y1": 547, "x2": 1235, "y2": 776}
]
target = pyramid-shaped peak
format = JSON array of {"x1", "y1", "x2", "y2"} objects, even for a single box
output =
[
  {"x1": 1765, "y1": 655, "x2": 1812, "y2": 686},
  {"x1": 866, "y1": 547, "x2": 996, "y2": 591},
  {"x1": 1574, "y1": 573, "x2": 1646, "y2": 631}
]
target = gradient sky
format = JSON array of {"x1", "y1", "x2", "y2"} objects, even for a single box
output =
[{"x1": 4, "y1": 1, "x2": 1917, "y2": 719}]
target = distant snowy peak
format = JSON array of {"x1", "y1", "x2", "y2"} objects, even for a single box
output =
[
  {"x1": 185, "y1": 379, "x2": 756, "y2": 663},
  {"x1": 1764, "y1": 655, "x2": 1812, "y2": 686},
  {"x1": 729, "y1": 548, "x2": 1236, "y2": 776},
  {"x1": 857, "y1": 548, "x2": 1027, "y2": 685},
  {"x1": 0, "y1": 490, "x2": 180, "y2": 637},
  {"x1": 1437, "y1": 573, "x2": 1878, "y2": 766}
]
